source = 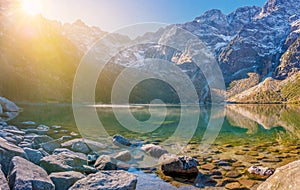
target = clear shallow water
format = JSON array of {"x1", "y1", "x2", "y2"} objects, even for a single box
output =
[
  {"x1": 9, "y1": 103, "x2": 300, "y2": 188},
  {"x1": 10, "y1": 103, "x2": 300, "y2": 146}
]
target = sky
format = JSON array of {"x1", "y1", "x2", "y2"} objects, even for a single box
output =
[{"x1": 40, "y1": 0, "x2": 266, "y2": 36}]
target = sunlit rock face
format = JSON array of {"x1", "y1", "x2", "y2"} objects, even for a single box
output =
[{"x1": 1, "y1": 0, "x2": 300, "y2": 103}]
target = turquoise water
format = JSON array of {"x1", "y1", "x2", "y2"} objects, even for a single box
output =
[{"x1": 10, "y1": 103, "x2": 300, "y2": 148}]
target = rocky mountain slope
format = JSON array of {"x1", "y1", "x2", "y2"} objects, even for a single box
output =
[{"x1": 1, "y1": 0, "x2": 300, "y2": 103}]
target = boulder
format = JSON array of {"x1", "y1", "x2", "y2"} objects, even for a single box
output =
[
  {"x1": 32, "y1": 135, "x2": 54, "y2": 148},
  {"x1": 159, "y1": 154, "x2": 199, "y2": 178},
  {"x1": 40, "y1": 151, "x2": 87, "y2": 173},
  {"x1": 141, "y1": 144, "x2": 168, "y2": 158},
  {"x1": 24, "y1": 125, "x2": 49, "y2": 135},
  {"x1": 84, "y1": 139, "x2": 106, "y2": 151},
  {"x1": 69, "y1": 170, "x2": 137, "y2": 190},
  {"x1": 112, "y1": 134, "x2": 131, "y2": 146},
  {"x1": 0, "y1": 137, "x2": 27, "y2": 175},
  {"x1": 257, "y1": 160, "x2": 300, "y2": 190},
  {"x1": 8, "y1": 156, "x2": 54, "y2": 190},
  {"x1": 94, "y1": 155, "x2": 117, "y2": 170},
  {"x1": 0, "y1": 104, "x2": 3, "y2": 115},
  {"x1": 194, "y1": 173, "x2": 217, "y2": 188},
  {"x1": 0, "y1": 165, "x2": 9, "y2": 190},
  {"x1": 246, "y1": 165, "x2": 274, "y2": 180},
  {"x1": 40, "y1": 140, "x2": 62, "y2": 153},
  {"x1": 0, "y1": 97, "x2": 19, "y2": 112},
  {"x1": 23, "y1": 147, "x2": 43, "y2": 164},
  {"x1": 61, "y1": 139, "x2": 91, "y2": 154},
  {"x1": 49, "y1": 171, "x2": 85, "y2": 190},
  {"x1": 20, "y1": 121, "x2": 36, "y2": 127},
  {"x1": 114, "y1": 150, "x2": 131, "y2": 162}
]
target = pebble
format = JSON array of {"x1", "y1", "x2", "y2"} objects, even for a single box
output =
[
  {"x1": 239, "y1": 179, "x2": 256, "y2": 188},
  {"x1": 262, "y1": 158, "x2": 281, "y2": 162},
  {"x1": 225, "y1": 170, "x2": 242, "y2": 178},
  {"x1": 200, "y1": 163, "x2": 216, "y2": 170},
  {"x1": 225, "y1": 182, "x2": 241, "y2": 189}
]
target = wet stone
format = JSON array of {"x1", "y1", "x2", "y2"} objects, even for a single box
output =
[
  {"x1": 194, "y1": 173, "x2": 217, "y2": 188},
  {"x1": 262, "y1": 158, "x2": 281, "y2": 163},
  {"x1": 276, "y1": 154, "x2": 290, "y2": 159},
  {"x1": 200, "y1": 163, "x2": 216, "y2": 170},
  {"x1": 225, "y1": 170, "x2": 242, "y2": 178},
  {"x1": 247, "y1": 151, "x2": 259, "y2": 156},
  {"x1": 239, "y1": 179, "x2": 256, "y2": 188},
  {"x1": 249, "y1": 160, "x2": 260, "y2": 164},
  {"x1": 235, "y1": 151, "x2": 246, "y2": 155},
  {"x1": 225, "y1": 182, "x2": 241, "y2": 189},
  {"x1": 224, "y1": 144, "x2": 233, "y2": 148},
  {"x1": 221, "y1": 166, "x2": 234, "y2": 171},
  {"x1": 211, "y1": 175, "x2": 223, "y2": 179},
  {"x1": 232, "y1": 162, "x2": 245, "y2": 168},
  {"x1": 216, "y1": 161, "x2": 231, "y2": 166},
  {"x1": 220, "y1": 158, "x2": 237, "y2": 163},
  {"x1": 208, "y1": 169, "x2": 222, "y2": 176}
]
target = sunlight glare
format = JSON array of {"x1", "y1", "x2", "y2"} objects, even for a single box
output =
[{"x1": 22, "y1": 0, "x2": 42, "y2": 15}]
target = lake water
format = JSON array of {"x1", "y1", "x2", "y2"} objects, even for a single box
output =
[{"x1": 9, "y1": 103, "x2": 300, "y2": 189}]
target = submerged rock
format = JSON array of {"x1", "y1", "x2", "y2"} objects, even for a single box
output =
[
  {"x1": 32, "y1": 135, "x2": 54, "y2": 148},
  {"x1": 247, "y1": 165, "x2": 274, "y2": 180},
  {"x1": 62, "y1": 138, "x2": 106, "y2": 154},
  {"x1": 141, "y1": 144, "x2": 168, "y2": 158},
  {"x1": 62, "y1": 139, "x2": 91, "y2": 154},
  {"x1": 20, "y1": 121, "x2": 36, "y2": 127},
  {"x1": 8, "y1": 156, "x2": 55, "y2": 190},
  {"x1": 112, "y1": 134, "x2": 131, "y2": 147},
  {"x1": 194, "y1": 173, "x2": 217, "y2": 188},
  {"x1": 159, "y1": 154, "x2": 199, "y2": 178},
  {"x1": 50, "y1": 171, "x2": 85, "y2": 190},
  {"x1": 94, "y1": 155, "x2": 117, "y2": 170},
  {"x1": 69, "y1": 170, "x2": 137, "y2": 190},
  {"x1": 257, "y1": 160, "x2": 300, "y2": 190},
  {"x1": 114, "y1": 150, "x2": 131, "y2": 162}
]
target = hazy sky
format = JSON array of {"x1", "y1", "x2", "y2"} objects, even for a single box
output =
[{"x1": 41, "y1": 0, "x2": 266, "y2": 32}]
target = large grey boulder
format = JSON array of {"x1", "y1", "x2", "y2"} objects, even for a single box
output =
[
  {"x1": 257, "y1": 160, "x2": 300, "y2": 190},
  {"x1": 0, "y1": 137, "x2": 27, "y2": 175},
  {"x1": 23, "y1": 147, "x2": 43, "y2": 165},
  {"x1": 61, "y1": 139, "x2": 91, "y2": 154},
  {"x1": 40, "y1": 151, "x2": 87, "y2": 173},
  {"x1": 0, "y1": 97, "x2": 19, "y2": 112},
  {"x1": 69, "y1": 170, "x2": 137, "y2": 190},
  {"x1": 61, "y1": 138, "x2": 106, "y2": 154},
  {"x1": 49, "y1": 171, "x2": 85, "y2": 190},
  {"x1": 8, "y1": 156, "x2": 55, "y2": 190},
  {"x1": 40, "y1": 140, "x2": 62, "y2": 153},
  {"x1": 141, "y1": 144, "x2": 168, "y2": 158},
  {"x1": 94, "y1": 155, "x2": 117, "y2": 170},
  {"x1": 32, "y1": 135, "x2": 54, "y2": 148},
  {"x1": 159, "y1": 154, "x2": 199, "y2": 178},
  {"x1": 0, "y1": 165, "x2": 9, "y2": 190},
  {"x1": 114, "y1": 150, "x2": 131, "y2": 162}
]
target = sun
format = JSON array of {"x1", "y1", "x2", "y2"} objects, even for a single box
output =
[{"x1": 22, "y1": 0, "x2": 43, "y2": 15}]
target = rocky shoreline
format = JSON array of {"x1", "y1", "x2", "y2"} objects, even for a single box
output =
[{"x1": 1, "y1": 98, "x2": 300, "y2": 190}]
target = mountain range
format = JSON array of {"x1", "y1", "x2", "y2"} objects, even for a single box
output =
[{"x1": 0, "y1": 0, "x2": 299, "y2": 104}]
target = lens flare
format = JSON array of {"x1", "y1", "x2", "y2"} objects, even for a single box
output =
[{"x1": 22, "y1": 0, "x2": 42, "y2": 15}]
